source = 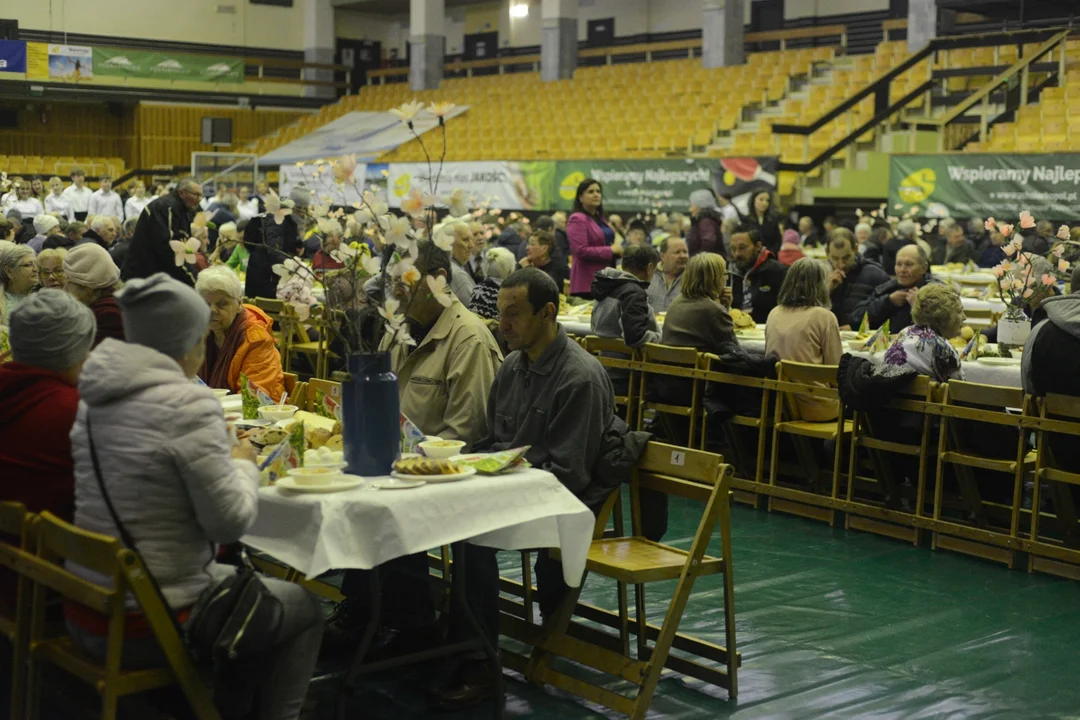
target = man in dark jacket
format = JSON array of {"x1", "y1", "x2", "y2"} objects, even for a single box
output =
[
  {"x1": 121, "y1": 178, "x2": 201, "y2": 286},
  {"x1": 881, "y1": 220, "x2": 918, "y2": 276},
  {"x1": 827, "y1": 228, "x2": 890, "y2": 328},
  {"x1": 851, "y1": 244, "x2": 939, "y2": 330},
  {"x1": 590, "y1": 244, "x2": 661, "y2": 394},
  {"x1": 931, "y1": 219, "x2": 977, "y2": 265},
  {"x1": 495, "y1": 223, "x2": 527, "y2": 260},
  {"x1": 730, "y1": 227, "x2": 787, "y2": 324},
  {"x1": 435, "y1": 268, "x2": 647, "y2": 711},
  {"x1": 687, "y1": 189, "x2": 724, "y2": 257},
  {"x1": 243, "y1": 188, "x2": 310, "y2": 300}
]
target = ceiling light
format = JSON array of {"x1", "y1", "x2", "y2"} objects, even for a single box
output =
[{"x1": 510, "y1": 4, "x2": 529, "y2": 18}]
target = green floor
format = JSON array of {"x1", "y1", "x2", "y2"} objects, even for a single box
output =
[{"x1": 344, "y1": 498, "x2": 1080, "y2": 719}]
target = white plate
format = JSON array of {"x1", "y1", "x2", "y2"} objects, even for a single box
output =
[
  {"x1": 371, "y1": 478, "x2": 426, "y2": 490},
  {"x1": 390, "y1": 466, "x2": 477, "y2": 483},
  {"x1": 234, "y1": 419, "x2": 271, "y2": 428},
  {"x1": 976, "y1": 356, "x2": 1022, "y2": 366},
  {"x1": 275, "y1": 474, "x2": 367, "y2": 493}
]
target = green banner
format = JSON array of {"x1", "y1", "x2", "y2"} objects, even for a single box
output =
[
  {"x1": 889, "y1": 153, "x2": 1080, "y2": 221},
  {"x1": 554, "y1": 159, "x2": 717, "y2": 212},
  {"x1": 93, "y1": 47, "x2": 243, "y2": 83}
]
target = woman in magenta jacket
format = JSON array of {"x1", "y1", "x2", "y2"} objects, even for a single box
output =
[{"x1": 567, "y1": 178, "x2": 624, "y2": 298}]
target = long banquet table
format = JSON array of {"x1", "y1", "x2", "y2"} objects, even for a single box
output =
[
  {"x1": 559, "y1": 318, "x2": 1024, "y2": 388},
  {"x1": 242, "y1": 467, "x2": 594, "y2": 585}
]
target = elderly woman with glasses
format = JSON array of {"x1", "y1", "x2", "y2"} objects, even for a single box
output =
[
  {"x1": 63, "y1": 244, "x2": 125, "y2": 348},
  {"x1": 195, "y1": 265, "x2": 285, "y2": 400},
  {"x1": 36, "y1": 247, "x2": 67, "y2": 289},
  {"x1": 0, "y1": 243, "x2": 39, "y2": 323}
]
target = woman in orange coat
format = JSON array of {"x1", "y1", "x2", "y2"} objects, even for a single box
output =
[{"x1": 195, "y1": 266, "x2": 285, "y2": 400}]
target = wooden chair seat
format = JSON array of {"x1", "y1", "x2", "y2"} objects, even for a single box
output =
[
  {"x1": 290, "y1": 341, "x2": 321, "y2": 355},
  {"x1": 730, "y1": 415, "x2": 762, "y2": 428},
  {"x1": 33, "y1": 636, "x2": 177, "y2": 695},
  {"x1": 585, "y1": 538, "x2": 725, "y2": 584},
  {"x1": 940, "y1": 450, "x2": 1034, "y2": 474},
  {"x1": 776, "y1": 418, "x2": 853, "y2": 439}
]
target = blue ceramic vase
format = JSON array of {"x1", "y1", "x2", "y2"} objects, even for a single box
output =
[{"x1": 339, "y1": 353, "x2": 400, "y2": 476}]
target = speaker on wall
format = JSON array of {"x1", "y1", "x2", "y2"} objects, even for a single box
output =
[{"x1": 201, "y1": 117, "x2": 233, "y2": 146}]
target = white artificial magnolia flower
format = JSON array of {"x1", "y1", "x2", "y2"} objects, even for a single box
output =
[
  {"x1": 401, "y1": 187, "x2": 426, "y2": 217},
  {"x1": 330, "y1": 244, "x2": 357, "y2": 264},
  {"x1": 389, "y1": 320, "x2": 416, "y2": 347},
  {"x1": 273, "y1": 257, "x2": 314, "y2": 285},
  {"x1": 389, "y1": 99, "x2": 425, "y2": 125},
  {"x1": 378, "y1": 297, "x2": 403, "y2": 325},
  {"x1": 169, "y1": 238, "x2": 200, "y2": 267},
  {"x1": 428, "y1": 101, "x2": 456, "y2": 118},
  {"x1": 361, "y1": 253, "x2": 382, "y2": 276},
  {"x1": 385, "y1": 215, "x2": 411, "y2": 246},
  {"x1": 332, "y1": 154, "x2": 358, "y2": 184},
  {"x1": 447, "y1": 188, "x2": 469, "y2": 217},
  {"x1": 355, "y1": 190, "x2": 389, "y2": 225},
  {"x1": 426, "y1": 274, "x2": 453, "y2": 308}
]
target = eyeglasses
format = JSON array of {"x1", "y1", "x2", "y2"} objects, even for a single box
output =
[{"x1": 40, "y1": 268, "x2": 65, "y2": 277}]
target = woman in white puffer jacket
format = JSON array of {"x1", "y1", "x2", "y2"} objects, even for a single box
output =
[{"x1": 66, "y1": 272, "x2": 322, "y2": 720}]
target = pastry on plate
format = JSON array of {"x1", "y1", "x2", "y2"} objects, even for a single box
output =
[{"x1": 392, "y1": 457, "x2": 463, "y2": 476}]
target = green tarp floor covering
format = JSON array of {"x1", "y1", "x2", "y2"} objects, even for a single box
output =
[{"x1": 342, "y1": 498, "x2": 1080, "y2": 719}]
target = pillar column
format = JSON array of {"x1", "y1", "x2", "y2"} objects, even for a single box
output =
[
  {"x1": 702, "y1": 0, "x2": 744, "y2": 69},
  {"x1": 541, "y1": 0, "x2": 577, "y2": 82},
  {"x1": 303, "y1": 0, "x2": 335, "y2": 99},
  {"x1": 908, "y1": 0, "x2": 940, "y2": 54},
  {"x1": 409, "y1": 0, "x2": 445, "y2": 91}
]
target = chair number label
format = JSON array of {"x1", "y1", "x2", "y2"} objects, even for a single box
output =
[{"x1": 671, "y1": 451, "x2": 685, "y2": 467}]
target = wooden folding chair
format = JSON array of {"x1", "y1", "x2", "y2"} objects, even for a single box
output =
[
  {"x1": 18, "y1": 512, "x2": 220, "y2": 720},
  {"x1": 286, "y1": 306, "x2": 338, "y2": 379},
  {"x1": 281, "y1": 370, "x2": 303, "y2": 398},
  {"x1": 1026, "y1": 393, "x2": 1080, "y2": 579},
  {"x1": 768, "y1": 361, "x2": 852, "y2": 526},
  {"x1": 582, "y1": 335, "x2": 638, "y2": 426},
  {"x1": 0, "y1": 502, "x2": 33, "y2": 720},
  {"x1": 931, "y1": 380, "x2": 1033, "y2": 568},
  {"x1": 303, "y1": 377, "x2": 343, "y2": 414},
  {"x1": 701, "y1": 353, "x2": 771, "y2": 507},
  {"x1": 636, "y1": 343, "x2": 705, "y2": 448},
  {"x1": 523, "y1": 443, "x2": 739, "y2": 718},
  {"x1": 845, "y1": 376, "x2": 939, "y2": 545}
]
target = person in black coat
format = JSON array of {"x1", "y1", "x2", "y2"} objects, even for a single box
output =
[
  {"x1": 826, "y1": 228, "x2": 890, "y2": 328},
  {"x1": 851, "y1": 244, "x2": 939, "y2": 330},
  {"x1": 730, "y1": 226, "x2": 787, "y2": 323},
  {"x1": 121, "y1": 179, "x2": 201, "y2": 286},
  {"x1": 880, "y1": 220, "x2": 919, "y2": 277},
  {"x1": 930, "y1": 219, "x2": 977, "y2": 265},
  {"x1": 242, "y1": 191, "x2": 309, "y2": 300},
  {"x1": 740, "y1": 190, "x2": 784, "y2": 255}
]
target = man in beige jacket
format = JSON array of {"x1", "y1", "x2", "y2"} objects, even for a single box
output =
[{"x1": 328, "y1": 242, "x2": 504, "y2": 703}]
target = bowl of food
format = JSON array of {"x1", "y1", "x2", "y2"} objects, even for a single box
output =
[
  {"x1": 287, "y1": 466, "x2": 343, "y2": 486},
  {"x1": 258, "y1": 405, "x2": 299, "y2": 422},
  {"x1": 419, "y1": 439, "x2": 467, "y2": 459},
  {"x1": 211, "y1": 388, "x2": 230, "y2": 399}
]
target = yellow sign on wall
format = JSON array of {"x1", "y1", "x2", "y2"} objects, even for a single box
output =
[{"x1": 25, "y1": 42, "x2": 48, "y2": 81}]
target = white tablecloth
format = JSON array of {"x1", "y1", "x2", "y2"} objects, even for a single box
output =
[{"x1": 242, "y1": 468, "x2": 595, "y2": 585}]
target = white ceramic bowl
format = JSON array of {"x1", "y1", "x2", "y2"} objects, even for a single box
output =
[
  {"x1": 258, "y1": 405, "x2": 299, "y2": 422},
  {"x1": 212, "y1": 389, "x2": 230, "y2": 399},
  {"x1": 286, "y1": 466, "x2": 343, "y2": 486},
  {"x1": 303, "y1": 459, "x2": 348, "y2": 471},
  {"x1": 419, "y1": 439, "x2": 467, "y2": 459}
]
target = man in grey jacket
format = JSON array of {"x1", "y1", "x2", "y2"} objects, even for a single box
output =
[{"x1": 430, "y1": 268, "x2": 648, "y2": 711}]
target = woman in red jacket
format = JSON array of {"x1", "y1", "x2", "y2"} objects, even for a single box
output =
[{"x1": 566, "y1": 178, "x2": 623, "y2": 298}]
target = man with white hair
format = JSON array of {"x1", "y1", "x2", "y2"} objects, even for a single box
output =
[
  {"x1": 0, "y1": 290, "x2": 97, "y2": 539},
  {"x1": 87, "y1": 175, "x2": 124, "y2": 223},
  {"x1": 79, "y1": 216, "x2": 119, "y2": 250},
  {"x1": 122, "y1": 177, "x2": 202, "y2": 286},
  {"x1": 28, "y1": 214, "x2": 63, "y2": 253}
]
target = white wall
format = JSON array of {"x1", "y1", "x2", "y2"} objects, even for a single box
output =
[
  {"x1": 336, "y1": 0, "x2": 877, "y2": 56},
  {"x1": 14, "y1": 0, "x2": 306, "y2": 50}
]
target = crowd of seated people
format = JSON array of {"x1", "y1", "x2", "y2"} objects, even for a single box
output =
[{"x1": 7, "y1": 161, "x2": 1080, "y2": 718}]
